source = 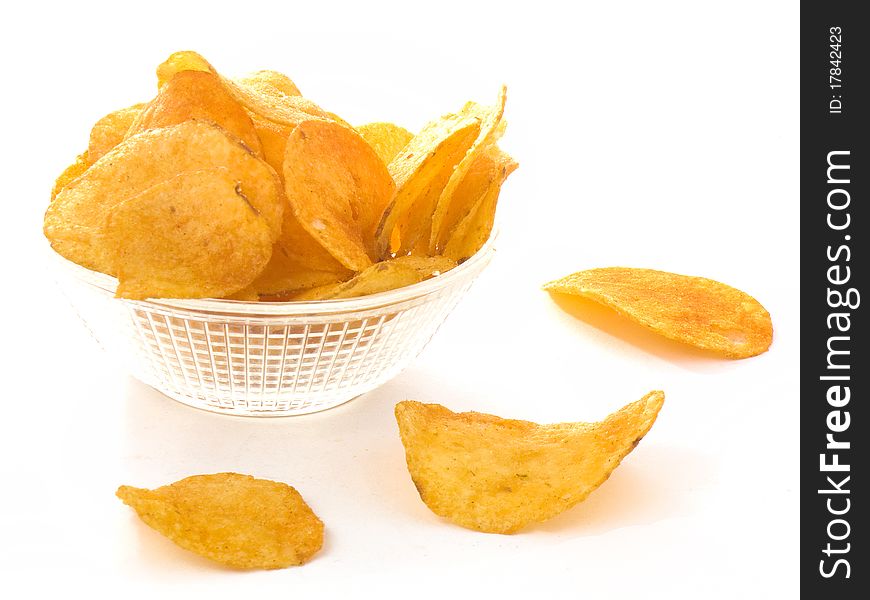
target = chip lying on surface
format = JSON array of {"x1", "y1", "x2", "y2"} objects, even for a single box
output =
[
  {"x1": 116, "y1": 473, "x2": 324, "y2": 569},
  {"x1": 44, "y1": 50, "x2": 516, "y2": 301},
  {"x1": 543, "y1": 267, "x2": 773, "y2": 358},
  {"x1": 395, "y1": 391, "x2": 664, "y2": 534}
]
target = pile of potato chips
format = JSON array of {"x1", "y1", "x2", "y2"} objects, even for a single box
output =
[{"x1": 44, "y1": 51, "x2": 516, "y2": 301}]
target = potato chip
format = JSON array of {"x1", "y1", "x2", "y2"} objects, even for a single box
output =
[
  {"x1": 283, "y1": 119, "x2": 396, "y2": 271},
  {"x1": 442, "y1": 147, "x2": 518, "y2": 261},
  {"x1": 50, "y1": 152, "x2": 89, "y2": 202},
  {"x1": 356, "y1": 122, "x2": 413, "y2": 166},
  {"x1": 375, "y1": 114, "x2": 481, "y2": 258},
  {"x1": 249, "y1": 113, "x2": 294, "y2": 176},
  {"x1": 430, "y1": 87, "x2": 507, "y2": 252},
  {"x1": 44, "y1": 120, "x2": 283, "y2": 273},
  {"x1": 257, "y1": 270, "x2": 352, "y2": 301},
  {"x1": 224, "y1": 286, "x2": 261, "y2": 301},
  {"x1": 386, "y1": 254, "x2": 457, "y2": 279},
  {"x1": 106, "y1": 168, "x2": 273, "y2": 300},
  {"x1": 127, "y1": 70, "x2": 262, "y2": 156},
  {"x1": 155, "y1": 51, "x2": 330, "y2": 128},
  {"x1": 543, "y1": 267, "x2": 773, "y2": 358},
  {"x1": 117, "y1": 473, "x2": 323, "y2": 569},
  {"x1": 235, "y1": 70, "x2": 302, "y2": 97},
  {"x1": 291, "y1": 259, "x2": 424, "y2": 301},
  {"x1": 155, "y1": 50, "x2": 215, "y2": 88},
  {"x1": 395, "y1": 391, "x2": 665, "y2": 534},
  {"x1": 87, "y1": 103, "x2": 145, "y2": 162},
  {"x1": 251, "y1": 246, "x2": 351, "y2": 297}
]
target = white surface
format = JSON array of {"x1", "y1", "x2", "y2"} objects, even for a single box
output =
[{"x1": 1, "y1": 1, "x2": 798, "y2": 597}]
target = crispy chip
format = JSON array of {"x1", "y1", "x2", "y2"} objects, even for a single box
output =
[
  {"x1": 442, "y1": 147, "x2": 517, "y2": 261},
  {"x1": 356, "y1": 122, "x2": 413, "y2": 166},
  {"x1": 235, "y1": 70, "x2": 302, "y2": 97},
  {"x1": 251, "y1": 245, "x2": 351, "y2": 297},
  {"x1": 50, "y1": 152, "x2": 90, "y2": 202},
  {"x1": 127, "y1": 70, "x2": 262, "y2": 156},
  {"x1": 291, "y1": 259, "x2": 424, "y2": 301},
  {"x1": 44, "y1": 120, "x2": 283, "y2": 274},
  {"x1": 224, "y1": 286, "x2": 261, "y2": 301},
  {"x1": 117, "y1": 473, "x2": 323, "y2": 569},
  {"x1": 106, "y1": 168, "x2": 273, "y2": 299},
  {"x1": 87, "y1": 103, "x2": 145, "y2": 162},
  {"x1": 430, "y1": 87, "x2": 507, "y2": 252},
  {"x1": 155, "y1": 50, "x2": 215, "y2": 88},
  {"x1": 386, "y1": 254, "x2": 457, "y2": 279},
  {"x1": 283, "y1": 119, "x2": 396, "y2": 271},
  {"x1": 155, "y1": 51, "x2": 330, "y2": 129},
  {"x1": 543, "y1": 267, "x2": 773, "y2": 358},
  {"x1": 375, "y1": 114, "x2": 481, "y2": 258},
  {"x1": 395, "y1": 391, "x2": 665, "y2": 534}
]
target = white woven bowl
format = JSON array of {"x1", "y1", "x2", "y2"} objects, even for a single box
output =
[{"x1": 51, "y1": 236, "x2": 495, "y2": 416}]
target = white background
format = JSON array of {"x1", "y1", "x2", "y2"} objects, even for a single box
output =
[{"x1": 0, "y1": 1, "x2": 798, "y2": 597}]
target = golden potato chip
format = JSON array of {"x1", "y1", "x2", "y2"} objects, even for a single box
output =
[
  {"x1": 249, "y1": 112, "x2": 294, "y2": 176},
  {"x1": 386, "y1": 254, "x2": 456, "y2": 279},
  {"x1": 155, "y1": 51, "x2": 330, "y2": 128},
  {"x1": 442, "y1": 147, "x2": 518, "y2": 261},
  {"x1": 87, "y1": 103, "x2": 145, "y2": 162},
  {"x1": 283, "y1": 119, "x2": 396, "y2": 271},
  {"x1": 117, "y1": 473, "x2": 323, "y2": 569},
  {"x1": 224, "y1": 286, "x2": 261, "y2": 301},
  {"x1": 356, "y1": 122, "x2": 413, "y2": 165},
  {"x1": 50, "y1": 152, "x2": 89, "y2": 202},
  {"x1": 257, "y1": 270, "x2": 352, "y2": 301},
  {"x1": 251, "y1": 246, "x2": 351, "y2": 297},
  {"x1": 106, "y1": 168, "x2": 273, "y2": 300},
  {"x1": 395, "y1": 391, "x2": 665, "y2": 534},
  {"x1": 291, "y1": 259, "x2": 424, "y2": 301},
  {"x1": 375, "y1": 114, "x2": 481, "y2": 258},
  {"x1": 127, "y1": 70, "x2": 262, "y2": 156},
  {"x1": 430, "y1": 87, "x2": 507, "y2": 252},
  {"x1": 44, "y1": 120, "x2": 283, "y2": 274},
  {"x1": 543, "y1": 267, "x2": 773, "y2": 358},
  {"x1": 235, "y1": 69, "x2": 302, "y2": 97},
  {"x1": 155, "y1": 50, "x2": 215, "y2": 88}
]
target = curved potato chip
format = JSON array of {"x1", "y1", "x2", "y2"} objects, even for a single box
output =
[
  {"x1": 386, "y1": 254, "x2": 456, "y2": 279},
  {"x1": 395, "y1": 391, "x2": 665, "y2": 534},
  {"x1": 117, "y1": 473, "x2": 323, "y2": 569},
  {"x1": 155, "y1": 51, "x2": 329, "y2": 128},
  {"x1": 251, "y1": 244, "x2": 351, "y2": 297},
  {"x1": 283, "y1": 119, "x2": 396, "y2": 271},
  {"x1": 50, "y1": 152, "x2": 89, "y2": 202},
  {"x1": 106, "y1": 168, "x2": 273, "y2": 300},
  {"x1": 442, "y1": 147, "x2": 518, "y2": 261},
  {"x1": 291, "y1": 259, "x2": 423, "y2": 301},
  {"x1": 87, "y1": 103, "x2": 145, "y2": 162},
  {"x1": 224, "y1": 286, "x2": 261, "y2": 301},
  {"x1": 543, "y1": 267, "x2": 773, "y2": 358},
  {"x1": 156, "y1": 50, "x2": 215, "y2": 88},
  {"x1": 127, "y1": 70, "x2": 262, "y2": 156},
  {"x1": 235, "y1": 69, "x2": 302, "y2": 97},
  {"x1": 430, "y1": 87, "x2": 507, "y2": 252},
  {"x1": 356, "y1": 122, "x2": 413, "y2": 165},
  {"x1": 375, "y1": 114, "x2": 481, "y2": 258},
  {"x1": 45, "y1": 120, "x2": 283, "y2": 273},
  {"x1": 249, "y1": 112, "x2": 295, "y2": 176}
]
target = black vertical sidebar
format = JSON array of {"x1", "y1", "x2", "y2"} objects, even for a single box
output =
[{"x1": 801, "y1": 2, "x2": 867, "y2": 596}]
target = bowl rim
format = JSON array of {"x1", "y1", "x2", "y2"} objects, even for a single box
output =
[{"x1": 48, "y1": 230, "x2": 498, "y2": 316}]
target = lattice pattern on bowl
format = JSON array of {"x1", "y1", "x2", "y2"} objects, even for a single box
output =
[{"x1": 51, "y1": 237, "x2": 495, "y2": 416}]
